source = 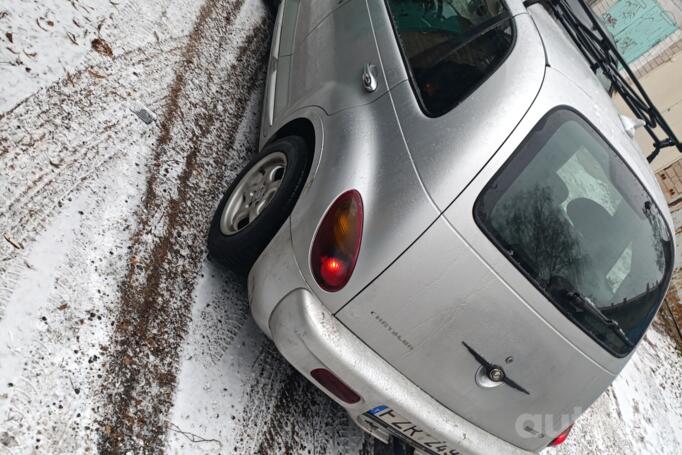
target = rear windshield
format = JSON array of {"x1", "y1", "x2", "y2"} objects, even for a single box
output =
[
  {"x1": 474, "y1": 109, "x2": 673, "y2": 357},
  {"x1": 385, "y1": 0, "x2": 514, "y2": 116}
]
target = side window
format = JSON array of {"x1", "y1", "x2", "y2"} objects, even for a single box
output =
[{"x1": 385, "y1": 0, "x2": 514, "y2": 116}]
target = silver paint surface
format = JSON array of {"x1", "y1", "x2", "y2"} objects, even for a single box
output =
[
  {"x1": 269, "y1": 288, "x2": 535, "y2": 455},
  {"x1": 390, "y1": 13, "x2": 546, "y2": 211}
]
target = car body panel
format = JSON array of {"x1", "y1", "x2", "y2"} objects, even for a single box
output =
[
  {"x1": 391, "y1": 13, "x2": 546, "y2": 211},
  {"x1": 445, "y1": 66, "x2": 673, "y2": 373},
  {"x1": 287, "y1": 0, "x2": 389, "y2": 115},
  {"x1": 290, "y1": 0, "x2": 353, "y2": 50},
  {"x1": 269, "y1": 288, "x2": 535, "y2": 455},
  {"x1": 289, "y1": 91, "x2": 440, "y2": 314},
  {"x1": 503, "y1": 0, "x2": 530, "y2": 16},
  {"x1": 366, "y1": 0, "x2": 410, "y2": 89},
  {"x1": 248, "y1": 214, "x2": 307, "y2": 338},
  {"x1": 273, "y1": 54, "x2": 293, "y2": 121},
  {"x1": 274, "y1": 0, "x2": 355, "y2": 57},
  {"x1": 277, "y1": 0, "x2": 300, "y2": 57},
  {"x1": 256, "y1": 0, "x2": 439, "y2": 334},
  {"x1": 336, "y1": 214, "x2": 613, "y2": 451},
  {"x1": 265, "y1": 0, "x2": 392, "y2": 135},
  {"x1": 527, "y1": 4, "x2": 588, "y2": 86},
  {"x1": 527, "y1": 4, "x2": 614, "y2": 96}
]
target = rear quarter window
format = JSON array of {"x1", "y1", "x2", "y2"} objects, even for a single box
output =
[
  {"x1": 474, "y1": 108, "x2": 673, "y2": 357},
  {"x1": 385, "y1": 0, "x2": 514, "y2": 116}
]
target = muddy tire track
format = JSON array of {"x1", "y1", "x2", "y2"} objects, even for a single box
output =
[
  {"x1": 243, "y1": 348, "x2": 406, "y2": 455},
  {"x1": 252, "y1": 367, "x2": 371, "y2": 455},
  {"x1": 97, "y1": 0, "x2": 271, "y2": 451}
]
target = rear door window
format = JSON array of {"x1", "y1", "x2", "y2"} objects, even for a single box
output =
[
  {"x1": 385, "y1": 0, "x2": 514, "y2": 116},
  {"x1": 474, "y1": 109, "x2": 674, "y2": 357}
]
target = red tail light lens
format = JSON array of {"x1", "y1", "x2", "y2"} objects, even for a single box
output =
[
  {"x1": 311, "y1": 190, "x2": 363, "y2": 292},
  {"x1": 548, "y1": 424, "x2": 573, "y2": 447},
  {"x1": 310, "y1": 368, "x2": 361, "y2": 404}
]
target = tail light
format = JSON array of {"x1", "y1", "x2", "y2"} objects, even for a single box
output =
[
  {"x1": 310, "y1": 368, "x2": 361, "y2": 404},
  {"x1": 548, "y1": 424, "x2": 573, "y2": 447},
  {"x1": 311, "y1": 190, "x2": 363, "y2": 292}
]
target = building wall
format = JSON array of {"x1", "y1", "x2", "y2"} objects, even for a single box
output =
[
  {"x1": 613, "y1": 55, "x2": 682, "y2": 171},
  {"x1": 590, "y1": 0, "x2": 682, "y2": 171},
  {"x1": 655, "y1": 158, "x2": 682, "y2": 206},
  {"x1": 591, "y1": 0, "x2": 682, "y2": 78}
]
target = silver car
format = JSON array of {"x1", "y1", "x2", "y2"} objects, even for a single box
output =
[{"x1": 207, "y1": 0, "x2": 679, "y2": 453}]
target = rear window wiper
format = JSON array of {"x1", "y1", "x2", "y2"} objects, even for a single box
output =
[
  {"x1": 563, "y1": 290, "x2": 634, "y2": 348},
  {"x1": 603, "y1": 317, "x2": 635, "y2": 348},
  {"x1": 526, "y1": 0, "x2": 682, "y2": 163}
]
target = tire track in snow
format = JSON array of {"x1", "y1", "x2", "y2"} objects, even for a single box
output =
[
  {"x1": 0, "y1": 167, "x2": 145, "y2": 453},
  {"x1": 97, "y1": 0, "x2": 271, "y2": 450},
  {"x1": 0, "y1": 33, "x2": 189, "y2": 319},
  {"x1": 0, "y1": 34, "x2": 185, "y2": 225}
]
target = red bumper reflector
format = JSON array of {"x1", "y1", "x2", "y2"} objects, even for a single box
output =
[
  {"x1": 310, "y1": 368, "x2": 361, "y2": 404},
  {"x1": 549, "y1": 424, "x2": 573, "y2": 447}
]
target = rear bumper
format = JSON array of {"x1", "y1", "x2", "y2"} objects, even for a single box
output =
[{"x1": 268, "y1": 288, "x2": 536, "y2": 455}]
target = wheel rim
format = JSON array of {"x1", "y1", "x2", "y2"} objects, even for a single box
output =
[{"x1": 220, "y1": 151, "x2": 288, "y2": 236}]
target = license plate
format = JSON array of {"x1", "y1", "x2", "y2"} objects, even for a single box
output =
[{"x1": 365, "y1": 406, "x2": 463, "y2": 455}]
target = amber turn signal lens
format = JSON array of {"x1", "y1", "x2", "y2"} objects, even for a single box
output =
[{"x1": 311, "y1": 190, "x2": 363, "y2": 292}]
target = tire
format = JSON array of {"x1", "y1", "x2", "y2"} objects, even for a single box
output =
[
  {"x1": 208, "y1": 136, "x2": 309, "y2": 274},
  {"x1": 265, "y1": 0, "x2": 280, "y2": 15}
]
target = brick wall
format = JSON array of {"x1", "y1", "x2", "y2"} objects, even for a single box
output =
[{"x1": 655, "y1": 159, "x2": 682, "y2": 206}]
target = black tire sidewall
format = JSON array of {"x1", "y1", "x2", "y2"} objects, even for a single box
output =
[
  {"x1": 265, "y1": 0, "x2": 280, "y2": 15},
  {"x1": 208, "y1": 136, "x2": 309, "y2": 274}
]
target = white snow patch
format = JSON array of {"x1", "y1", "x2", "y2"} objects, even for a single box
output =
[
  {"x1": 551, "y1": 328, "x2": 682, "y2": 454},
  {"x1": 0, "y1": 0, "x2": 204, "y2": 112},
  {"x1": 0, "y1": 143, "x2": 150, "y2": 452}
]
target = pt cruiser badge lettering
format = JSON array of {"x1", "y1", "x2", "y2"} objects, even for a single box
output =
[{"x1": 207, "y1": 0, "x2": 680, "y2": 452}]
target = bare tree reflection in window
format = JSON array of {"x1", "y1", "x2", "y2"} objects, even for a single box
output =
[{"x1": 492, "y1": 185, "x2": 585, "y2": 287}]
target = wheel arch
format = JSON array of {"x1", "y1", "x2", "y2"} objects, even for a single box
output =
[{"x1": 269, "y1": 117, "x2": 316, "y2": 162}]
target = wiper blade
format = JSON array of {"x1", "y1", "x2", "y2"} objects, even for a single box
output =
[
  {"x1": 564, "y1": 291, "x2": 634, "y2": 347},
  {"x1": 603, "y1": 316, "x2": 635, "y2": 348},
  {"x1": 528, "y1": 0, "x2": 682, "y2": 162}
]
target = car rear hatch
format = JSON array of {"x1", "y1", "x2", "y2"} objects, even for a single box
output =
[
  {"x1": 336, "y1": 214, "x2": 617, "y2": 451},
  {"x1": 336, "y1": 77, "x2": 675, "y2": 450}
]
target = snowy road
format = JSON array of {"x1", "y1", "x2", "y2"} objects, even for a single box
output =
[{"x1": 0, "y1": 1, "x2": 681, "y2": 454}]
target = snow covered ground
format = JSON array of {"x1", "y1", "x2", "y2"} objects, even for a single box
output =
[{"x1": 0, "y1": 1, "x2": 681, "y2": 454}]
